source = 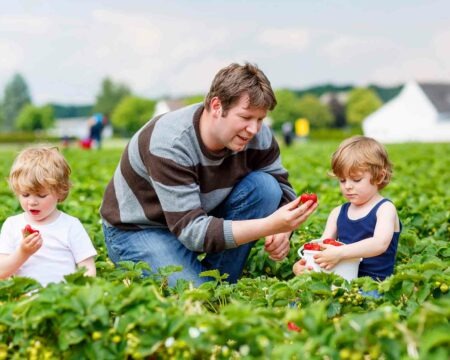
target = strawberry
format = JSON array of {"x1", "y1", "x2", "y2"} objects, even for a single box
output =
[
  {"x1": 287, "y1": 321, "x2": 302, "y2": 332},
  {"x1": 299, "y1": 192, "x2": 318, "y2": 204},
  {"x1": 303, "y1": 242, "x2": 321, "y2": 251},
  {"x1": 323, "y1": 238, "x2": 343, "y2": 246},
  {"x1": 23, "y1": 224, "x2": 39, "y2": 237}
]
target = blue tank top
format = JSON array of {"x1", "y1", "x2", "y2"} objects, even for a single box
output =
[{"x1": 337, "y1": 198, "x2": 401, "y2": 281}]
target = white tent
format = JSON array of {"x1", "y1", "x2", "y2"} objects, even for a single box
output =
[{"x1": 363, "y1": 81, "x2": 450, "y2": 143}]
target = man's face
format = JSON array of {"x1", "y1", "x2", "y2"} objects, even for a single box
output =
[{"x1": 214, "y1": 95, "x2": 267, "y2": 152}]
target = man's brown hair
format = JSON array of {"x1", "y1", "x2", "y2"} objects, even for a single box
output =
[{"x1": 204, "y1": 63, "x2": 277, "y2": 115}]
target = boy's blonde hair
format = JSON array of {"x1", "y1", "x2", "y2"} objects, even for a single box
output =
[
  {"x1": 9, "y1": 146, "x2": 71, "y2": 201},
  {"x1": 331, "y1": 136, "x2": 392, "y2": 189}
]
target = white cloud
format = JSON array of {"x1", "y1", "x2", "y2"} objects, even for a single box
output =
[
  {"x1": 370, "y1": 58, "x2": 447, "y2": 85},
  {"x1": 432, "y1": 29, "x2": 450, "y2": 72},
  {"x1": 165, "y1": 57, "x2": 234, "y2": 96},
  {"x1": 0, "y1": 40, "x2": 23, "y2": 72},
  {"x1": 322, "y1": 35, "x2": 397, "y2": 64},
  {"x1": 258, "y1": 28, "x2": 310, "y2": 52},
  {"x1": 0, "y1": 14, "x2": 51, "y2": 34}
]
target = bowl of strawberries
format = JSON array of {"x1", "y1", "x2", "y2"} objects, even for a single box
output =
[{"x1": 298, "y1": 239, "x2": 361, "y2": 281}]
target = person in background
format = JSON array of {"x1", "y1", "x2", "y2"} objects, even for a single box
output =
[
  {"x1": 101, "y1": 62, "x2": 318, "y2": 286},
  {"x1": 88, "y1": 113, "x2": 108, "y2": 149},
  {"x1": 293, "y1": 136, "x2": 401, "y2": 284},
  {"x1": 0, "y1": 146, "x2": 97, "y2": 286},
  {"x1": 282, "y1": 121, "x2": 294, "y2": 147}
]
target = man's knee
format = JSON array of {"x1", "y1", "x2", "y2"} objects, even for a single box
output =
[{"x1": 243, "y1": 171, "x2": 282, "y2": 206}]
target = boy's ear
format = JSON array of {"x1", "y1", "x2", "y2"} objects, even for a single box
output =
[{"x1": 376, "y1": 169, "x2": 387, "y2": 185}]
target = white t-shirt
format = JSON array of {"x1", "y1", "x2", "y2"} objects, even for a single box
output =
[{"x1": 0, "y1": 212, "x2": 97, "y2": 286}]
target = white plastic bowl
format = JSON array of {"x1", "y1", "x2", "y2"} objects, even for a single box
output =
[{"x1": 298, "y1": 243, "x2": 361, "y2": 281}]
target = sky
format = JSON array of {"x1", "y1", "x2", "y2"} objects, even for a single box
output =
[{"x1": 1, "y1": 0, "x2": 449, "y2": 105}]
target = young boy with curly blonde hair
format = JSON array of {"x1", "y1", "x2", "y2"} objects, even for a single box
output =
[
  {"x1": 0, "y1": 146, "x2": 97, "y2": 286},
  {"x1": 294, "y1": 136, "x2": 401, "y2": 281}
]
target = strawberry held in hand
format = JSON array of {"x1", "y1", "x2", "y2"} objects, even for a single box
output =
[
  {"x1": 299, "y1": 192, "x2": 317, "y2": 204},
  {"x1": 23, "y1": 224, "x2": 39, "y2": 237}
]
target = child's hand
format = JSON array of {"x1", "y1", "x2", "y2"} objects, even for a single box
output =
[
  {"x1": 20, "y1": 232, "x2": 43, "y2": 256},
  {"x1": 292, "y1": 258, "x2": 313, "y2": 275},
  {"x1": 313, "y1": 244, "x2": 344, "y2": 270}
]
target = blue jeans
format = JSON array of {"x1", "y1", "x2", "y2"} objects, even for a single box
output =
[{"x1": 103, "y1": 171, "x2": 283, "y2": 286}]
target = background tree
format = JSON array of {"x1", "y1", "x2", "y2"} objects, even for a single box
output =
[
  {"x1": 15, "y1": 104, "x2": 54, "y2": 131},
  {"x1": 183, "y1": 94, "x2": 205, "y2": 106},
  {"x1": 297, "y1": 94, "x2": 334, "y2": 129},
  {"x1": 346, "y1": 88, "x2": 382, "y2": 126},
  {"x1": 0, "y1": 102, "x2": 4, "y2": 127},
  {"x1": 270, "y1": 89, "x2": 302, "y2": 130},
  {"x1": 94, "y1": 78, "x2": 131, "y2": 116},
  {"x1": 2, "y1": 73, "x2": 32, "y2": 130},
  {"x1": 111, "y1": 96, "x2": 156, "y2": 136}
]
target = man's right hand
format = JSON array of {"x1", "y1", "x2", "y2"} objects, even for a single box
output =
[{"x1": 268, "y1": 197, "x2": 318, "y2": 235}]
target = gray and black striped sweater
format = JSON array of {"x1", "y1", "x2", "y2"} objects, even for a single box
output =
[{"x1": 100, "y1": 103, "x2": 296, "y2": 253}]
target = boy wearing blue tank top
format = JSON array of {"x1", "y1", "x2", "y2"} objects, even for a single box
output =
[{"x1": 293, "y1": 136, "x2": 401, "y2": 281}]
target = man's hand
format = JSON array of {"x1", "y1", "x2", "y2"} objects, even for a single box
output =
[
  {"x1": 292, "y1": 258, "x2": 313, "y2": 275},
  {"x1": 267, "y1": 197, "x2": 318, "y2": 235},
  {"x1": 20, "y1": 231, "x2": 42, "y2": 256},
  {"x1": 264, "y1": 232, "x2": 290, "y2": 261}
]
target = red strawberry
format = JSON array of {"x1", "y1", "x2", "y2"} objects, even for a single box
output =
[
  {"x1": 303, "y1": 242, "x2": 321, "y2": 251},
  {"x1": 23, "y1": 224, "x2": 39, "y2": 237},
  {"x1": 323, "y1": 238, "x2": 343, "y2": 247},
  {"x1": 299, "y1": 193, "x2": 318, "y2": 204},
  {"x1": 287, "y1": 321, "x2": 302, "y2": 332}
]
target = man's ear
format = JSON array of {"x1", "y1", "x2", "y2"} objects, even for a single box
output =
[{"x1": 210, "y1": 97, "x2": 222, "y2": 117}]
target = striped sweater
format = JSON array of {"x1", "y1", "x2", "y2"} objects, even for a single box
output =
[{"x1": 100, "y1": 103, "x2": 296, "y2": 253}]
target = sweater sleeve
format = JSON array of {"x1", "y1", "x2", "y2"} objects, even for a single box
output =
[{"x1": 147, "y1": 137, "x2": 235, "y2": 253}]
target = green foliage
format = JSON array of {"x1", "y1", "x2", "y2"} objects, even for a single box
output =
[
  {"x1": 0, "y1": 132, "x2": 60, "y2": 144},
  {"x1": 51, "y1": 104, "x2": 93, "y2": 118},
  {"x1": 15, "y1": 104, "x2": 54, "y2": 131},
  {"x1": 111, "y1": 96, "x2": 156, "y2": 136},
  {"x1": 346, "y1": 87, "x2": 382, "y2": 126},
  {"x1": 292, "y1": 84, "x2": 401, "y2": 104},
  {"x1": 293, "y1": 83, "x2": 353, "y2": 98},
  {"x1": 270, "y1": 89, "x2": 302, "y2": 130},
  {"x1": 0, "y1": 102, "x2": 4, "y2": 125},
  {"x1": 94, "y1": 77, "x2": 131, "y2": 116},
  {"x1": 0, "y1": 142, "x2": 449, "y2": 358},
  {"x1": 308, "y1": 126, "x2": 362, "y2": 141},
  {"x1": 297, "y1": 94, "x2": 334, "y2": 129},
  {"x1": 183, "y1": 95, "x2": 205, "y2": 106},
  {"x1": 2, "y1": 73, "x2": 32, "y2": 130}
]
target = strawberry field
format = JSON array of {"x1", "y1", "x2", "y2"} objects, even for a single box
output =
[{"x1": 0, "y1": 141, "x2": 449, "y2": 360}]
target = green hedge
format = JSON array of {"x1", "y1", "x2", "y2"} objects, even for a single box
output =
[{"x1": 0, "y1": 132, "x2": 62, "y2": 144}]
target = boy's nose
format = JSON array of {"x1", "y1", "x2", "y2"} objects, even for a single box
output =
[{"x1": 28, "y1": 197, "x2": 39, "y2": 205}]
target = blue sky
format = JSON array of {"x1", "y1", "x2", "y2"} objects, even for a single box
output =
[{"x1": 1, "y1": 0, "x2": 449, "y2": 104}]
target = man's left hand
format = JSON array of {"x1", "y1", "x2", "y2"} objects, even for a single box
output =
[{"x1": 264, "y1": 232, "x2": 291, "y2": 261}]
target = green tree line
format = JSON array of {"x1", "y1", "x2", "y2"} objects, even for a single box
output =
[{"x1": 1, "y1": 72, "x2": 393, "y2": 136}]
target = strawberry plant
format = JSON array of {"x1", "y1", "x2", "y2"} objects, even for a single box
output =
[{"x1": 0, "y1": 142, "x2": 448, "y2": 358}]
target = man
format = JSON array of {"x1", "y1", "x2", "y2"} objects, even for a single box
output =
[{"x1": 100, "y1": 63, "x2": 317, "y2": 285}]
